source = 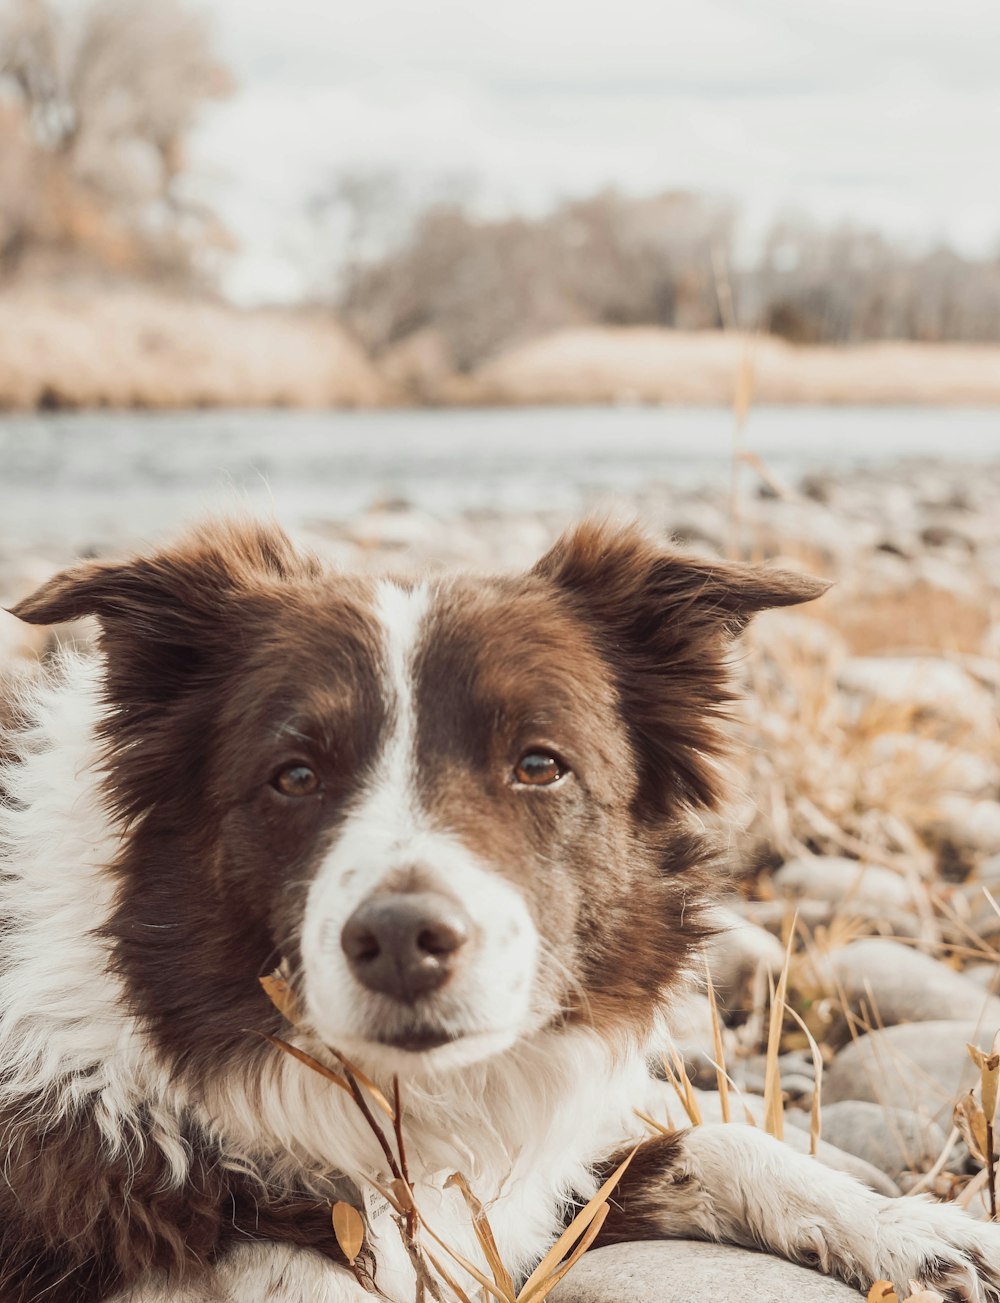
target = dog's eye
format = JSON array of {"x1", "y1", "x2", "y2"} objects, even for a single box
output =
[
  {"x1": 272, "y1": 764, "x2": 321, "y2": 797},
  {"x1": 513, "y1": 752, "x2": 566, "y2": 786}
]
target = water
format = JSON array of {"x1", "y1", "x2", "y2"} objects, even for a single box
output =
[{"x1": 1, "y1": 405, "x2": 998, "y2": 550}]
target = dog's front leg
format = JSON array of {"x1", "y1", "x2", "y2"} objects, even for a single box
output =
[
  {"x1": 596, "y1": 1127, "x2": 1000, "y2": 1300},
  {"x1": 116, "y1": 1247, "x2": 370, "y2": 1303},
  {"x1": 213, "y1": 1245, "x2": 372, "y2": 1302}
]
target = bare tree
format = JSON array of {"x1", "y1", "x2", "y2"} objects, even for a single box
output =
[
  {"x1": 0, "y1": 0, "x2": 232, "y2": 279},
  {"x1": 313, "y1": 169, "x2": 1000, "y2": 365}
]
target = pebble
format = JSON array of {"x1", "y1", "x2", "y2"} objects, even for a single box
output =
[
  {"x1": 665, "y1": 992, "x2": 734, "y2": 1077},
  {"x1": 869, "y1": 734, "x2": 999, "y2": 798},
  {"x1": 773, "y1": 855, "x2": 915, "y2": 914},
  {"x1": 821, "y1": 938, "x2": 1000, "y2": 1027},
  {"x1": 787, "y1": 1100, "x2": 949, "y2": 1182},
  {"x1": 550, "y1": 1240, "x2": 862, "y2": 1302},
  {"x1": 965, "y1": 962, "x2": 1000, "y2": 990},
  {"x1": 928, "y1": 797, "x2": 1000, "y2": 857},
  {"x1": 702, "y1": 907, "x2": 786, "y2": 1008},
  {"x1": 837, "y1": 656, "x2": 994, "y2": 728},
  {"x1": 823, "y1": 1020, "x2": 991, "y2": 1126},
  {"x1": 742, "y1": 897, "x2": 923, "y2": 940}
]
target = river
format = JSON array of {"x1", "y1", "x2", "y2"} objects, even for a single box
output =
[{"x1": 1, "y1": 405, "x2": 997, "y2": 551}]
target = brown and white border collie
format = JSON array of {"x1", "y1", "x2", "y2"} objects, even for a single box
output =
[{"x1": 1, "y1": 519, "x2": 998, "y2": 1303}]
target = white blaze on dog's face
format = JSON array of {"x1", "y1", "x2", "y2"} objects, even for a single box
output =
[
  {"x1": 300, "y1": 580, "x2": 543, "y2": 1071},
  {"x1": 10, "y1": 518, "x2": 827, "y2": 1088}
]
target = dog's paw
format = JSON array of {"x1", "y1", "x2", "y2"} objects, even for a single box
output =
[{"x1": 874, "y1": 1201, "x2": 1000, "y2": 1303}]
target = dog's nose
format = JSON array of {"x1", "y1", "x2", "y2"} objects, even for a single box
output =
[{"x1": 341, "y1": 892, "x2": 471, "y2": 1002}]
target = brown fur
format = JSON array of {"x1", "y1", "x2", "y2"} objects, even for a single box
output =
[{"x1": 0, "y1": 1102, "x2": 349, "y2": 1302}]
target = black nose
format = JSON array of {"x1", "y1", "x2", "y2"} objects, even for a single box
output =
[{"x1": 341, "y1": 892, "x2": 471, "y2": 1002}]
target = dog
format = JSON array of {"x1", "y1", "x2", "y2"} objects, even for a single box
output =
[{"x1": 1, "y1": 518, "x2": 998, "y2": 1303}]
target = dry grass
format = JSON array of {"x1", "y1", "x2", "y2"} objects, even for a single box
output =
[
  {"x1": 462, "y1": 328, "x2": 1000, "y2": 407},
  {"x1": 0, "y1": 287, "x2": 385, "y2": 410},
  {"x1": 821, "y1": 586, "x2": 994, "y2": 658},
  {"x1": 738, "y1": 605, "x2": 1000, "y2": 873}
]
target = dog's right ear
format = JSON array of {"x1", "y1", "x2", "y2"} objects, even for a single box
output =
[
  {"x1": 9, "y1": 520, "x2": 317, "y2": 708},
  {"x1": 11, "y1": 519, "x2": 311, "y2": 635},
  {"x1": 10, "y1": 522, "x2": 320, "y2": 823}
]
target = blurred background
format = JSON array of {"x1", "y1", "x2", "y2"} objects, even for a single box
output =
[{"x1": 2, "y1": 0, "x2": 1000, "y2": 1244}]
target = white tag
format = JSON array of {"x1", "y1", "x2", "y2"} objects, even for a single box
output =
[{"x1": 363, "y1": 1183, "x2": 393, "y2": 1229}]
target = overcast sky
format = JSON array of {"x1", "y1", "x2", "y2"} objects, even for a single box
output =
[{"x1": 189, "y1": 0, "x2": 1000, "y2": 303}]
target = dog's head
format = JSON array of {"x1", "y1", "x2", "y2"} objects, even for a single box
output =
[{"x1": 12, "y1": 520, "x2": 826, "y2": 1080}]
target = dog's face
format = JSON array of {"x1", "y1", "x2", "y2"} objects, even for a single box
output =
[{"x1": 12, "y1": 521, "x2": 825, "y2": 1080}]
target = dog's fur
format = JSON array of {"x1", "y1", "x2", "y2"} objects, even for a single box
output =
[{"x1": 0, "y1": 519, "x2": 997, "y2": 1303}]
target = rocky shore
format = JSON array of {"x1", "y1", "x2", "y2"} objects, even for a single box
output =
[{"x1": 2, "y1": 455, "x2": 999, "y2": 1299}]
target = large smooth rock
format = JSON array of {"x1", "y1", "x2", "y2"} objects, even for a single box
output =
[
  {"x1": 965, "y1": 962, "x2": 1000, "y2": 990},
  {"x1": 823, "y1": 1020, "x2": 991, "y2": 1125},
  {"x1": 837, "y1": 656, "x2": 993, "y2": 727},
  {"x1": 665, "y1": 993, "x2": 734, "y2": 1077},
  {"x1": 870, "y1": 734, "x2": 999, "y2": 798},
  {"x1": 703, "y1": 906, "x2": 786, "y2": 1007},
  {"x1": 774, "y1": 856, "x2": 914, "y2": 914},
  {"x1": 787, "y1": 1100, "x2": 948, "y2": 1182},
  {"x1": 823, "y1": 938, "x2": 1000, "y2": 1026},
  {"x1": 928, "y1": 797, "x2": 1000, "y2": 857},
  {"x1": 550, "y1": 1241, "x2": 860, "y2": 1302}
]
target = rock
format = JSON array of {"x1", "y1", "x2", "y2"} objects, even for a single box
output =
[
  {"x1": 774, "y1": 856, "x2": 915, "y2": 914},
  {"x1": 549, "y1": 1240, "x2": 862, "y2": 1302},
  {"x1": 823, "y1": 1021, "x2": 991, "y2": 1126},
  {"x1": 703, "y1": 907, "x2": 786, "y2": 1007},
  {"x1": 742, "y1": 897, "x2": 924, "y2": 941},
  {"x1": 787, "y1": 1100, "x2": 949, "y2": 1182},
  {"x1": 965, "y1": 962, "x2": 1000, "y2": 990},
  {"x1": 869, "y1": 734, "x2": 999, "y2": 798},
  {"x1": 928, "y1": 797, "x2": 1000, "y2": 858},
  {"x1": 967, "y1": 890, "x2": 1000, "y2": 945},
  {"x1": 912, "y1": 554, "x2": 983, "y2": 595},
  {"x1": 753, "y1": 611, "x2": 849, "y2": 666},
  {"x1": 837, "y1": 657, "x2": 994, "y2": 728},
  {"x1": 665, "y1": 992, "x2": 734, "y2": 1079},
  {"x1": 729, "y1": 1053, "x2": 815, "y2": 1100},
  {"x1": 822, "y1": 938, "x2": 1000, "y2": 1027},
  {"x1": 778, "y1": 1051, "x2": 818, "y2": 1080},
  {"x1": 665, "y1": 502, "x2": 728, "y2": 555},
  {"x1": 780, "y1": 1072, "x2": 819, "y2": 1098}
]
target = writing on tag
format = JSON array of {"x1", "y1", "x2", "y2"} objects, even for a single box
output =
[{"x1": 363, "y1": 1183, "x2": 393, "y2": 1230}]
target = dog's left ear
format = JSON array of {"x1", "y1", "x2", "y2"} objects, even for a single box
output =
[
  {"x1": 534, "y1": 520, "x2": 830, "y2": 812},
  {"x1": 535, "y1": 519, "x2": 829, "y2": 639}
]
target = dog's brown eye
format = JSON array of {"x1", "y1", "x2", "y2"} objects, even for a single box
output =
[
  {"x1": 272, "y1": 764, "x2": 321, "y2": 797},
  {"x1": 513, "y1": 752, "x2": 565, "y2": 786}
]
